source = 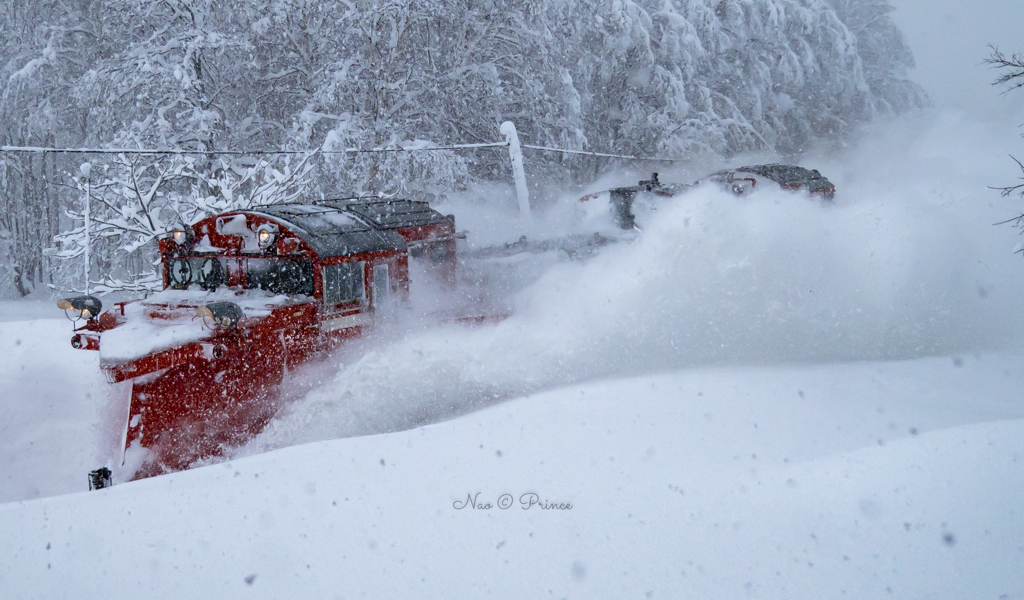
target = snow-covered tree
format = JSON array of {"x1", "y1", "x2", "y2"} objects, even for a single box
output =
[
  {"x1": 0, "y1": 0, "x2": 97, "y2": 296},
  {"x1": 0, "y1": 0, "x2": 927, "y2": 296},
  {"x1": 53, "y1": 152, "x2": 316, "y2": 294},
  {"x1": 824, "y1": 0, "x2": 928, "y2": 114}
]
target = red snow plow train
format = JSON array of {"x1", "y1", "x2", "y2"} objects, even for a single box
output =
[
  {"x1": 63, "y1": 198, "x2": 457, "y2": 482},
  {"x1": 62, "y1": 164, "x2": 835, "y2": 487}
]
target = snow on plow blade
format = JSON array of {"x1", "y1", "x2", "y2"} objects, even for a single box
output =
[{"x1": 97, "y1": 297, "x2": 320, "y2": 478}]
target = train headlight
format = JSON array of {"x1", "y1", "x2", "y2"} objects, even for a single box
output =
[
  {"x1": 256, "y1": 223, "x2": 279, "y2": 250},
  {"x1": 169, "y1": 222, "x2": 194, "y2": 248},
  {"x1": 57, "y1": 295, "x2": 103, "y2": 320},
  {"x1": 196, "y1": 301, "x2": 244, "y2": 329}
]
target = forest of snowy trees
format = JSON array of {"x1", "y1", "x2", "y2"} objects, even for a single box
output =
[{"x1": 0, "y1": 0, "x2": 923, "y2": 296}]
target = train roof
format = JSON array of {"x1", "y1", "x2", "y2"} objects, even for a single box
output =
[
  {"x1": 250, "y1": 203, "x2": 407, "y2": 258},
  {"x1": 326, "y1": 198, "x2": 451, "y2": 230},
  {"x1": 246, "y1": 197, "x2": 451, "y2": 259}
]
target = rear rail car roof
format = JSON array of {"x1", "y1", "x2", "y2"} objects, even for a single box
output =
[{"x1": 729, "y1": 164, "x2": 835, "y2": 197}]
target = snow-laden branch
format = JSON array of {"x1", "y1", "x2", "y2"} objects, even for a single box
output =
[{"x1": 52, "y1": 151, "x2": 320, "y2": 295}]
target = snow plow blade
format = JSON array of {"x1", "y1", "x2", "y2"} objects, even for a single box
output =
[{"x1": 121, "y1": 345, "x2": 286, "y2": 478}]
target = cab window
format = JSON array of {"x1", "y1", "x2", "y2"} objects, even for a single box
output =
[
  {"x1": 322, "y1": 262, "x2": 365, "y2": 305},
  {"x1": 246, "y1": 258, "x2": 315, "y2": 296}
]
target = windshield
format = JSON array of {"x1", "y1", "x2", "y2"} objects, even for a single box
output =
[
  {"x1": 167, "y1": 256, "x2": 314, "y2": 296},
  {"x1": 246, "y1": 257, "x2": 315, "y2": 296}
]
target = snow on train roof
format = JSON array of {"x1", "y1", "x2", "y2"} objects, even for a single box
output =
[
  {"x1": 251, "y1": 203, "x2": 408, "y2": 258},
  {"x1": 327, "y1": 198, "x2": 451, "y2": 230}
]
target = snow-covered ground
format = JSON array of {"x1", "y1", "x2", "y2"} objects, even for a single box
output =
[
  {"x1": 1, "y1": 354, "x2": 1023, "y2": 599},
  {"x1": 0, "y1": 319, "x2": 107, "y2": 503},
  {"x1": 4, "y1": 2, "x2": 1024, "y2": 593}
]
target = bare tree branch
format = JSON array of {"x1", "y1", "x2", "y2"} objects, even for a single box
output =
[
  {"x1": 986, "y1": 46, "x2": 1024, "y2": 93},
  {"x1": 989, "y1": 155, "x2": 1024, "y2": 197}
]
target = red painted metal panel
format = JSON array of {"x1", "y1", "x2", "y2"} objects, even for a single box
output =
[{"x1": 68, "y1": 201, "x2": 464, "y2": 479}]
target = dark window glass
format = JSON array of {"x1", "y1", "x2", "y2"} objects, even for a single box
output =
[
  {"x1": 168, "y1": 257, "x2": 193, "y2": 289},
  {"x1": 167, "y1": 256, "x2": 227, "y2": 291},
  {"x1": 322, "y1": 262, "x2": 364, "y2": 305},
  {"x1": 246, "y1": 259, "x2": 315, "y2": 296}
]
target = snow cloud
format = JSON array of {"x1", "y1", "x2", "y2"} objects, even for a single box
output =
[{"x1": 242, "y1": 106, "x2": 1024, "y2": 455}]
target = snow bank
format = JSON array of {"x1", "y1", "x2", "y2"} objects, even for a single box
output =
[
  {"x1": 1, "y1": 355, "x2": 1022, "y2": 599},
  {"x1": 0, "y1": 319, "x2": 107, "y2": 503}
]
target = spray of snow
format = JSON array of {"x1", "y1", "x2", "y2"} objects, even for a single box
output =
[{"x1": 236, "y1": 108, "x2": 1024, "y2": 457}]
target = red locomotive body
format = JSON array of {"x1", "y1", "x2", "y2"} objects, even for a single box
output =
[{"x1": 63, "y1": 198, "x2": 455, "y2": 478}]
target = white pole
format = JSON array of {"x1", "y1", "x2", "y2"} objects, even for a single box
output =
[
  {"x1": 500, "y1": 121, "x2": 530, "y2": 218},
  {"x1": 80, "y1": 162, "x2": 91, "y2": 295}
]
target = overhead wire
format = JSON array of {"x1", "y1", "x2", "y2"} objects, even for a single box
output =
[{"x1": 0, "y1": 141, "x2": 682, "y2": 162}]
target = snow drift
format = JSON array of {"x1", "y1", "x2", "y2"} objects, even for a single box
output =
[{"x1": 3, "y1": 355, "x2": 1023, "y2": 600}]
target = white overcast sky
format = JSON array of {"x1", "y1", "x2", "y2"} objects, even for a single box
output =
[{"x1": 890, "y1": 0, "x2": 1024, "y2": 117}]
